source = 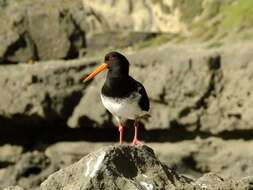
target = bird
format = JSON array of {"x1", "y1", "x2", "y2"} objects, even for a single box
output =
[{"x1": 83, "y1": 51, "x2": 150, "y2": 145}]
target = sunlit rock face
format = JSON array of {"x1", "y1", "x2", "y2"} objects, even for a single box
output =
[
  {"x1": 41, "y1": 145, "x2": 195, "y2": 190},
  {"x1": 82, "y1": 0, "x2": 189, "y2": 34}
]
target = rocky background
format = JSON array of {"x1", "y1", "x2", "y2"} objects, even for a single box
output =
[{"x1": 1, "y1": 0, "x2": 253, "y2": 189}]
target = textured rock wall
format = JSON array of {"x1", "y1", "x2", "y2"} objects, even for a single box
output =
[
  {"x1": 0, "y1": 0, "x2": 86, "y2": 63},
  {"x1": 0, "y1": 58, "x2": 97, "y2": 127},
  {"x1": 0, "y1": 0, "x2": 236, "y2": 63},
  {"x1": 1, "y1": 43, "x2": 253, "y2": 136},
  {"x1": 41, "y1": 145, "x2": 252, "y2": 190},
  {"x1": 68, "y1": 43, "x2": 253, "y2": 136}
]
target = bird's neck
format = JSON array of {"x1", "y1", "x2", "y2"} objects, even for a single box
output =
[
  {"x1": 105, "y1": 74, "x2": 127, "y2": 89},
  {"x1": 102, "y1": 73, "x2": 132, "y2": 98}
]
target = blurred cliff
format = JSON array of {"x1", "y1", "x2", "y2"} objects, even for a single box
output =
[
  {"x1": 0, "y1": 0, "x2": 253, "y2": 189},
  {"x1": 1, "y1": 0, "x2": 253, "y2": 63}
]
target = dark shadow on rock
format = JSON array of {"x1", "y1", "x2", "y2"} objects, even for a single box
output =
[
  {"x1": 2, "y1": 34, "x2": 27, "y2": 64},
  {"x1": 65, "y1": 15, "x2": 86, "y2": 60},
  {"x1": 1, "y1": 113, "x2": 253, "y2": 151},
  {"x1": 112, "y1": 150, "x2": 138, "y2": 178},
  {"x1": 0, "y1": 161, "x2": 13, "y2": 169},
  {"x1": 61, "y1": 91, "x2": 83, "y2": 119}
]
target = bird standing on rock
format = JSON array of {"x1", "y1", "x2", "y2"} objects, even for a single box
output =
[{"x1": 83, "y1": 52, "x2": 150, "y2": 145}]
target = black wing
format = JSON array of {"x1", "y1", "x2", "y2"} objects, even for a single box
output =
[{"x1": 135, "y1": 80, "x2": 150, "y2": 112}]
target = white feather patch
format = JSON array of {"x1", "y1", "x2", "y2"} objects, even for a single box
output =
[{"x1": 101, "y1": 93, "x2": 146, "y2": 120}]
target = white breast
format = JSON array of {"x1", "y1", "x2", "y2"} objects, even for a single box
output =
[{"x1": 101, "y1": 93, "x2": 146, "y2": 120}]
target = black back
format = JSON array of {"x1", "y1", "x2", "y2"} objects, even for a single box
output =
[{"x1": 101, "y1": 52, "x2": 149, "y2": 111}]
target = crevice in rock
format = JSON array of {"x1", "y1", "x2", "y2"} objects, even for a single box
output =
[
  {"x1": 181, "y1": 154, "x2": 206, "y2": 174},
  {"x1": 0, "y1": 161, "x2": 13, "y2": 169},
  {"x1": 179, "y1": 69, "x2": 221, "y2": 118},
  {"x1": 61, "y1": 91, "x2": 83, "y2": 120},
  {"x1": 65, "y1": 14, "x2": 86, "y2": 60},
  {"x1": 178, "y1": 55, "x2": 223, "y2": 133},
  {"x1": 22, "y1": 166, "x2": 42, "y2": 177},
  {"x1": 1, "y1": 31, "x2": 39, "y2": 64},
  {"x1": 2, "y1": 34, "x2": 27, "y2": 64}
]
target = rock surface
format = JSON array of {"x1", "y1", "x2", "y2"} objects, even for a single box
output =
[
  {"x1": 195, "y1": 173, "x2": 252, "y2": 190},
  {"x1": 0, "y1": 145, "x2": 23, "y2": 164},
  {"x1": 0, "y1": 151, "x2": 55, "y2": 190},
  {"x1": 0, "y1": 0, "x2": 86, "y2": 63},
  {"x1": 41, "y1": 144, "x2": 252, "y2": 190},
  {"x1": 3, "y1": 186, "x2": 24, "y2": 190},
  {"x1": 1, "y1": 42, "x2": 253, "y2": 136},
  {"x1": 1, "y1": 140, "x2": 253, "y2": 189},
  {"x1": 0, "y1": 1, "x2": 253, "y2": 190},
  {"x1": 44, "y1": 138, "x2": 253, "y2": 179},
  {"x1": 2, "y1": 0, "x2": 252, "y2": 63},
  {"x1": 0, "y1": 58, "x2": 97, "y2": 127},
  {"x1": 41, "y1": 145, "x2": 194, "y2": 190},
  {"x1": 148, "y1": 138, "x2": 253, "y2": 179},
  {"x1": 69, "y1": 43, "x2": 253, "y2": 135}
]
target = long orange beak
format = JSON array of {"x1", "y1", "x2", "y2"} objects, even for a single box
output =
[{"x1": 83, "y1": 63, "x2": 108, "y2": 82}]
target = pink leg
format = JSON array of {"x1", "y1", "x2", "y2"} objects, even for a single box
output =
[
  {"x1": 118, "y1": 123, "x2": 124, "y2": 145},
  {"x1": 131, "y1": 120, "x2": 142, "y2": 145}
]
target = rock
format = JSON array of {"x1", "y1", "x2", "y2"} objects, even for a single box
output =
[
  {"x1": 0, "y1": 144, "x2": 23, "y2": 163},
  {"x1": 45, "y1": 142, "x2": 109, "y2": 168},
  {"x1": 1, "y1": 0, "x2": 244, "y2": 63},
  {"x1": 67, "y1": 77, "x2": 111, "y2": 128},
  {"x1": 86, "y1": 32, "x2": 158, "y2": 52},
  {"x1": 43, "y1": 138, "x2": 253, "y2": 180},
  {"x1": 0, "y1": 151, "x2": 55, "y2": 190},
  {"x1": 0, "y1": 0, "x2": 33, "y2": 63},
  {"x1": 41, "y1": 145, "x2": 196, "y2": 190},
  {"x1": 1, "y1": 40, "x2": 253, "y2": 136},
  {"x1": 41, "y1": 144, "x2": 253, "y2": 190},
  {"x1": 0, "y1": 0, "x2": 86, "y2": 63},
  {"x1": 195, "y1": 173, "x2": 250, "y2": 190},
  {"x1": 26, "y1": 0, "x2": 86, "y2": 60},
  {"x1": 0, "y1": 58, "x2": 96, "y2": 127},
  {"x1": 69, "y1": 42, "x2": 253, "y2": 135},
  {"x1": 82, "y1": 0, "x2": 188, "y2": 33},
  {"x1": 148, "y1": 138, "x2": 253, "y2": 179},
  {"x1": 3, "y1": 186, "x2": 24, "y2": 190}
]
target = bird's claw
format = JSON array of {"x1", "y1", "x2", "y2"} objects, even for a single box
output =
[{"x1": 131, "y1": 139, "x2": 142, "y2": 146}]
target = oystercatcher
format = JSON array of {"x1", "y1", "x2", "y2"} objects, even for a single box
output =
[{"x1": 83, "y1": 51, "x2": 150, "y2": 145}]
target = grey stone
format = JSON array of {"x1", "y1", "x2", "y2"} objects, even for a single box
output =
[
  {"x1": 0, "y1": 1, "x2": 33, "y2": 63},
  {"x1": 26, "y1": 0, "x2": 86, "y2": 60},
  {"x1": 44, "y1": 138, "x2": 253, "y2": 180},
  {"x1": 45, "y1": 142, "x2": 110, "y2": 169},
  {"x1": 1, "y1": 141, "x2": 253, "y2": 189},
  {"x1": 149, "y1": 138, "x2": 253, "y2": 179},
  {"x1": 67, "y1": 77, "x2": 111, "y2": 128},
  {"x1": 69, "y1": 43, "x2": 253, "y2": 135},
  {"x1": 0, "y1": 0, "x2": 86, "y2": 63},
  {"x1": 41, "y1": 145, "x2": 196, "y2": 190},
  {"x1": 196, "y1": 173, "x2": 250, "y2": 190},
  {"x1": 0, "y1": 145, "x2": 23, "y2": 163},
  {"x1": 0, "y1": 58, "x2": 97, "y2": 127},
  {"x1": 0, "y1": 151, "x2": 55, "y2": 190},
  {"x1": 86, "y1": 32, "x2": 157, "y2": 52},
  {"x1": 41, "y1": 144, "x2": 253, "y2": 190},
  {"x1": 3, "y1": 186, "x2": 24, "y2": 190}
]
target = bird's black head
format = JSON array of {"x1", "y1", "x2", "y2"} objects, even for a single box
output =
[
  {"x1": 104, "y1": 51, "x2": 129, "y2": 77},
  {"x1": 83, "y1": 51, "x2": 130, "y2": 83}
]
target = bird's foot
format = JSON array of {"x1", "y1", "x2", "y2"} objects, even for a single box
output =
[{"x1": 131, "y1": 138, "x2": 142, "y2": 146}]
